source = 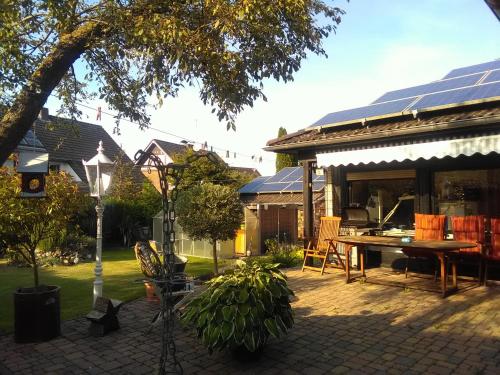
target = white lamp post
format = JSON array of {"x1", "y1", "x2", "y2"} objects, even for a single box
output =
[{"x1": 82, "y1": 141, "x2": 114, "y2": 304}]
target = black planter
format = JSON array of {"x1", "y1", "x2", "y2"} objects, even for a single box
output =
[{"x1": 14, "y1": 285, "x2": 61, "y2": 343}]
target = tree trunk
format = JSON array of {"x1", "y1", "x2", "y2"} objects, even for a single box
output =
[
  {"x1": 0, "y1": 21, "x2": 103, "y2": 165},
  {"x1": 29, "y1": 248, "x2": 39, "y2": 287},
  {"x1": 212, "y1": 241, "x2": 219, "y2": 275}
]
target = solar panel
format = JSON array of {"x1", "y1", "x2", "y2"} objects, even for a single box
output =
[
  {"x1": 483, "y1": 69, "x2": 500, "y2": 84},
  {"x1": 280, "y1": 167, "x2": 302, "y2": 182},
  {"x1": 255, "y1": 182, "x2": 292, "y2": 193},
  {"x1": 410, "y1": 81, "x2": 500, "y2": 110},
  {"x1": 239, "y1": 176, "x2": 270, "y2": 194},
  {"x1": 264, "y1": 167, "x2": 296, "y2": 183},
  {"x1": 312, "y1": 97, "x2": 415, "y2": 127},
  {"x1": 372, "y1": 73, "x2": 483, "y2": 104},
  {"x1": 442, "y1": 60, "x2": 500, "y2": 79},
  {"x1": 312, "y1": 182, "x2": 324, "y2": 191}
]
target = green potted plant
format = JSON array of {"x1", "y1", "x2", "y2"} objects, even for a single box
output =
[
  {"x1": 181, "y1": 262, "x2": 294, "y2": 360},
  {"x1": 0, "y1": 168, "x2": 82, "y2": 342}
]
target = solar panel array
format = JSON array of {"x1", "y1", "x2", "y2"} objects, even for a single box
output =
[
  {"x1": 310, "y1": 59, "x2": 500, "y2": 129},
  {"x1": 239, "y1": 166, "x2": 325, "y2": 194}
]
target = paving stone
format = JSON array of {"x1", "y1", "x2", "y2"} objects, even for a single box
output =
[{"x1": 0, "y1": 268, "x2": 498, "y2": 374}]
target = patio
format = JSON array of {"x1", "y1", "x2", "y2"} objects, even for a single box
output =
[{"x1": 1, "y1": 268, "x2": 499, "y2": 374}]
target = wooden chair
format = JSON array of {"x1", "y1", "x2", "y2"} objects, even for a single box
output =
[
  {"x1": 484, "y1": 218, "x2": 500, "y2": 285},
  {"x1": 404, "y1": 214, "x2": 446, "y2": 278},
  {"x1": 451, "y1": 215, "x2": 485, "y2": 285},
  {"x1": 302, "y1": 216, "x2": 343, "y2": 275}
]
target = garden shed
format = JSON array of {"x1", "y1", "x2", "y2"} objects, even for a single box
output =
[
  {"x1": 152, "y1": 211, "x2": 234, "y2": 259},
  {"x1": 239, "y1": 167, "x2": 325, "y2": 254}
]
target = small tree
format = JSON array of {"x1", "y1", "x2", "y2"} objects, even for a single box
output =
[
  {"x1": 275, "y1": 127, "x2": 298, "y2": 172},
  {"x1": 176, "y1": 183, "x2": 243, "y2": 275},
  {"x1": 0, "y1": 168, "x2": 82, "y2": 287}
]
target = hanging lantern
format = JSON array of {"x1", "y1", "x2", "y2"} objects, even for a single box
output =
[{"x1": 17, "y1": 151, "x2": 49, "y2": 198}]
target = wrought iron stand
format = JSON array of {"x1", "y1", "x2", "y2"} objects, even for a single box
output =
[{"x1": 134, "y1": 150, "x2": 216, "y2": 375}]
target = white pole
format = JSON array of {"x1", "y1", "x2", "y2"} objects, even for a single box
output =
[{"x1": 93, "y1": 198, "x2": 104, "y2": 304}]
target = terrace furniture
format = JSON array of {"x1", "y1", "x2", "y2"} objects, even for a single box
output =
[
  {"x1": 337, "y1": 236, "x2": 476, "y2": 297},
  {"x1": 302, "y1": 216, "x2": 343, "y2": 275},
  {"x1": 404, "y1": 214, "x2": 446, "y2": 279},
  {"x1": 484, "y1": 218, "x2": 500, "y2": 285},
  {"x1": 450, "y1": 215, "x2": 485, "y2": 285}
]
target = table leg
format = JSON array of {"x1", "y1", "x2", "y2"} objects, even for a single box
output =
[
  {"x1": 345, "y1": 245, "x2": 351, "y2": 283},
  {"x1": 438, "y1": 253, "x2": 447, "y2": 298},
  {"x1": 360, "y1": 245, "x2": 366, "y2": 278},
  {"x1": 451, "y1": 260, "x2": 457, "y2": 289}
]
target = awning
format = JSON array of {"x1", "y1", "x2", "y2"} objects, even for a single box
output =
[{"x1": 316, "y1": 133, "x2": 500, "y2": 167}]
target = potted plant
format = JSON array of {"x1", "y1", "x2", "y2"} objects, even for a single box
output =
[
  {"x1": 0, "y1": 168, "x2": 82, "y2": 342},
  {"x1": 181, "y1": 262, "x2": 294, "y2": 359}
]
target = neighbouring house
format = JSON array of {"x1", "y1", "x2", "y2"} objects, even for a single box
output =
[
  {"x1": 4, "y1": 108, "x2": 144, "y2": 190},
  {"x1": 239, "y1": 166, "x2": 325, "y2": 255},
  {"x1": 265, "y1": 59, "x2": 500, "y2": 268}
]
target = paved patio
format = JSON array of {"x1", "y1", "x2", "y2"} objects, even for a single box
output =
[{"x1": 1, "y1": 268, "x2": 500, "y2": 374}]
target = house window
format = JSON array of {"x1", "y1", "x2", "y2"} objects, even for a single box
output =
[
  {"x1": 348, "y1": 178, "x2": 415, "y2": 229},
  {"x1": 433, "y1": 169, "x2": 500, "y2": 226}
]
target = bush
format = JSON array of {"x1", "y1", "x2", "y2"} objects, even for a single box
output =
[
  {"x1": 181, "y1": 262, "x2": 294, "y2": 354},
  {"x1": 264, "y1": 238, "x2": 301, "y2": 269}
]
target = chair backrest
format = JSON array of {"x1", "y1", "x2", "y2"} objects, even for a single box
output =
[
  {"x1": 134, "y1": 241, "x2": 163, "y2": 278},
  {"x1": 317, "y1": 216, "x2": 342, "y2": 251},
  {"x1": 414, "y1": 214, "x2": 446, "y2": 241},
  {"x1": 490, "y1": 218, "x2": 500, "y2": 259},
  {"x1": 451, "y1": 215, "x2": 484, "y2": 254}
]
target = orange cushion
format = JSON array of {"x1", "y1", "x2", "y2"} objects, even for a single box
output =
[
  {"x1": 490, "y1": 218, "x2": 500, "y2": 259},
  {"x1": 414, "y1": 214, "x2": 446, "y2": 241},
  {"x1": 451, "y1": 216, "x2": 484, "y2": 254}
]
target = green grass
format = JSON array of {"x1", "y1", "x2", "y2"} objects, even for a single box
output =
[{"x1": 0, "y1": 248, "x2": 225, "y2": 332}]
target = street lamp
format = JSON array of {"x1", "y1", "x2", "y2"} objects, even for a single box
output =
[{"x1": 82, "y1": 141, "x2": 114, "y2": 304}]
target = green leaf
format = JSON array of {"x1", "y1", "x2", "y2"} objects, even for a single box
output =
[
  {"x1": 244, "y1": 331, "x2": 256, "y2": 352},
  {"x1": 264, "y1": 318, "x2": 280, "y2": 338},
  {"x1": 237, "y1": 288, "x2": 249, "y2": 303},
  {"x1": 235, "y1": 313, "x2": 246, "y2": 332},
  {"x1": 221, "y1": 321, "x2": 234, "y2": 341},
  {"x1": 239, "y1": 303, "x2": 250, "y2": 316},
  {"x1": 222, "y1": 305, "x2": 234, "y2": 322}
]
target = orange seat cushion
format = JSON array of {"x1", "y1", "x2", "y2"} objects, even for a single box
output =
[{"x1": 451, "y1": 215, "x2": 484, "y2": 255}]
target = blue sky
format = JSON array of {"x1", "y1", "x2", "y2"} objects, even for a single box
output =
[{"x1": 47, "y1": 0, "x2": 500, "y2": 176}]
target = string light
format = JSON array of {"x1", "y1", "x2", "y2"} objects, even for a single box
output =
[{"x1": 67, "y1": 100, "x2": 274, "y2": 164}]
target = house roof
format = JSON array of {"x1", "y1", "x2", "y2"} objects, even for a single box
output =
[
  {"x1": 153, "y1": 139, "x2": 188, "y2": 157},
  {"x1": 230, "y1": 166, "x2": 261, "y2": 178},
  {"x1": 266, "y1": 59, "x2": 500, "y2": 153},
  {"x1": 240, "y1": 192, "x2": 324, "y2": 205},
  {"x1": 32, "y1": 115, "x2": 144, "y2": 184}
]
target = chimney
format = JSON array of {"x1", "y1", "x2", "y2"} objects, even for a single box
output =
[{"x1": 39, "y1": 107, "x2": 49, "y2": 121}]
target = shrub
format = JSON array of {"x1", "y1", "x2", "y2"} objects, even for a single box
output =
[
  {"x1": 264, "y1": 238, "x2": 301, "y2": 269},
  {"x1": 181, "y1": 262, "x2": 294, "y2": 354}
]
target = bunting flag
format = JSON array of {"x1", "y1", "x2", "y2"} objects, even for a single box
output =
[
  {"x1": 259, "y1": 156, "x2": 262, "y2": 163},
  {"x1": 96, "y1": 106, "x2": 102, "y2": 121},
  {"x1": 226, "y1": 150, "x2": 229, "y2": 158}
]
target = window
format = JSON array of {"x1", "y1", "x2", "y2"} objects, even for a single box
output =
[
  {"x1": 348, "y1": 178, "x2": 415, "y2": 229},
  {"x1": 433, "y1": 169, "x2": 500, "y2": 223}
]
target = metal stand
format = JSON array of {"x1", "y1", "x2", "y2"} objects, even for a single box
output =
[
  {"x1": 93, "y1": 198, "x2": 104, "y2": 304},
  {"x1": 134, "y1": 149, "x2": 216, "y2": 375}
]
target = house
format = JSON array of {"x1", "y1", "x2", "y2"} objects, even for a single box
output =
[
  {"x1": 135, "y1": 139, "x2": 261, "y2": 192},
  {"x1": 265, "y1": 59, "x2": 500, "y2": 266},
  {"x1": 239, "y1": 166, "x2": 325, "y2": 254},
  {"x1": 3, "y1": 108, "x2": 144, "y2": 192}
]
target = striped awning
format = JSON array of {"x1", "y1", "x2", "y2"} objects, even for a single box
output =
[{"x1": 316, "y1": 133, "x2": 500, "y2": 167}]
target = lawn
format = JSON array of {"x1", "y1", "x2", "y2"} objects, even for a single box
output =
[{"x1": 0, "y1": 248, "x2": 227, "y2": 332}]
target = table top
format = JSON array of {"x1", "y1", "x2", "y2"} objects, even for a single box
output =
[{"x1": 333, "y1": 235, "x2": 477, "y2": 250}]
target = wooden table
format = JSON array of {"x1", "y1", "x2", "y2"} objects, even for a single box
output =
[{"x1": 334, "y1": 236, "x2": 477, "y2": 297}]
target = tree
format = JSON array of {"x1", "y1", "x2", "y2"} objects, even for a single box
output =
[
  {"x1": 0, "y1": 168, "x2": 83, "y2": 286},
  {"x1": 0, "y1": 1, "x2": 344, "y2": 165},
  {"x1": 176, "y1": 183, "x2": 243, "y2": 275},
  {"x1": 275, "y1": 127, "x2": 298, "y2": 172},
  {"x1": 174, "y1": 148, "x2": 254, "y2": 191}
]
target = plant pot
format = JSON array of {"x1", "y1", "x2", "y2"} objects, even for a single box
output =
[
  {"x1": 144, "y1": 282, "x2": 159, "y2": 302},
  {"x1": 14, "y1": 285, "x2": 61, "y2": 343},
  {"x1": 231, "y1": 344, "x2": 265, "y2": 362},
  {"x1": 174, "y1": 255, "x2": 188, "y2": 274}
]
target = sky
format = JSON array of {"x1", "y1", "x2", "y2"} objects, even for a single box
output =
[{"x1": 46, "y1": 0, "x2": 500, "y2": 176}]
